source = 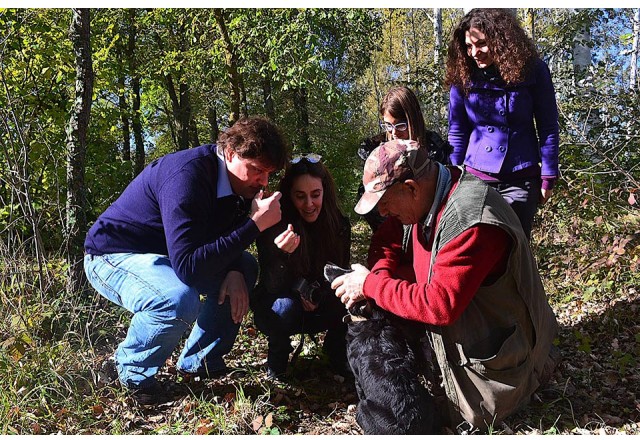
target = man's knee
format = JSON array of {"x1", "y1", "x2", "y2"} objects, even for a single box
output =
[{"x1": 157, "y1": 284, "x2": 201, "y2": 324}]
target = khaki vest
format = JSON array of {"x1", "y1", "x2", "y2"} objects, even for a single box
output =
[{"x1": 425, "y1": 169, "x2": 558, "y2": 431}]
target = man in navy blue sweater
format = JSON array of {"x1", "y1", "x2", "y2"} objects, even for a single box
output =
[{"x1": 84, "y1": 117, "x2": 288, "y2": 404}]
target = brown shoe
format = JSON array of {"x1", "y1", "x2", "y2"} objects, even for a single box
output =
[{"x1": 125, "y1": 379, "x2": 173, "y2": 406}]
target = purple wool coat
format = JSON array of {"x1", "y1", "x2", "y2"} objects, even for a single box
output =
[{"x1": 448, "y1": 58, "x2": 559, "y2": 190}]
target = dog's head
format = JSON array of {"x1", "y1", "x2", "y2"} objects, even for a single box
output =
[{"x1": 343, "y1": 300, "x2": 382, "y2": 323}]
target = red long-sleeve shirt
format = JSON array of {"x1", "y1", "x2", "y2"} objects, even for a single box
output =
[{"x1": 363, "y1": 172, "x2": 511, "y2": 326}]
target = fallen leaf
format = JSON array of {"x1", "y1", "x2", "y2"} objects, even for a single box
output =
[
  {"x1": 196, "y1": 419, "x2": 213, "y2": 436},
  {"x1": 31, "y1": 423, "x2": 41, "y2": 434},
  {"x1": 629, "y1": 192, "x2": 636, "y2": 206},
  {"x1": 92, "y1": 405, "x2": 104, "y2": 416},
  {"x1": 265, "y1": 412, "x2": 273, "y2": 428},
  {"x1": 252, "y1": 415, "x2": 263, "y2": 432}
]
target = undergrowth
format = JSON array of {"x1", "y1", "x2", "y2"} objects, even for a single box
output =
[{"x1": 1, "y1": 174, "x2": 638, "y2": 434}]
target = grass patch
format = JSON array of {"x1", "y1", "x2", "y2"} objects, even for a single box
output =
[{"x1": 1, "y1": 188, "x2": 639, "y2": 433}]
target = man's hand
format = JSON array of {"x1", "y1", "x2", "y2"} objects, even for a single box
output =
[
  {"x1": 218, "y1": 270, "x2": 249, "y2": 324},
  {"x1": 251, "y1": 190, "x2": 282, "y2": 231},
  {"x1": 332, "y1": 263, "x2": 370, "y2": 309},
  {"x1": 274, "y1": 223, "x2": 300, "y2": 254}
]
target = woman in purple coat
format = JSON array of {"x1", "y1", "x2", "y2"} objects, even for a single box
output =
[{"x1": 445, "y1": 8, "x2": 559, "y2": 238}]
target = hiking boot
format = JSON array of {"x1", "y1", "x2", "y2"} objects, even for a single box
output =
[
  {"x1": 266, "y1": 365, "x2": 287, "y2": 380},
  {"x1": 96, "y1": 357, "x2": 119, "y2": 386},
  {"x1": 266, "y1": 339, "x2": 290, "y2": 379},
  {"x1": 125, "y1": 379, "x2": 173, "y2": 406}
]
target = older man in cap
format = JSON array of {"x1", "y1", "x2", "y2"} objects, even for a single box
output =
[{"x1": 332, "y1": 139, "x2": 559, "y2": 433}]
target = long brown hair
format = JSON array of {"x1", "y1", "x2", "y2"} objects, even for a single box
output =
[
  {"x1": 278, "y1": 158, "x2": 347, "y2": 276},
  {"x1": 445, "y1": 8, "x2": 539, "y2": 88},
  {"x1": 380, "y1": 86, "x2": 428, "y2": 148}
]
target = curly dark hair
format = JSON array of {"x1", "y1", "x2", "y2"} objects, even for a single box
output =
[
  {"x1": 278, "y1": 158, "x2": 348, "y2": 276},
  {"x1": 217, "y1": 116, "x2": 288, "y2": 171},
  {"x1": 445, "y1": 8, "x2": 539, "y2": 88}
]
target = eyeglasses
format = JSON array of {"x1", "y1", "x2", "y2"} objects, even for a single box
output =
[
  {"x1": 291, "y1": 153, "x2": 322, "y2": 164},
  {"x1": 380, "y1": 121, "x2": 408, "y2": 133}
]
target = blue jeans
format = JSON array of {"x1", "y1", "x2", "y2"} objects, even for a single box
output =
[
  {"x1": 84, "y1": 251, "x2": 258, "y2": 388},
  {"x1": 488, "y1": 177, "x2": 541, "y2": 239},
  {"x1": 251, "y1": 286, "x2": 347, "y2": 373}
]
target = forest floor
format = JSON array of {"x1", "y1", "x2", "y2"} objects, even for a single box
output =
[
  {"x1": 73, "y1": 222, "x2": 640, "y2": 435},
  {"x1": 4, "y1": 219, "x2": 640, "y2": 435},
  {"x1": 81, "y1": 286, "x2": 640, "y2": 435}
]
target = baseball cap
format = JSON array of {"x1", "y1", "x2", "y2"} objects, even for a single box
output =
[{"x1": 354, "y1": 139, "x2": 431, "y2": 215}]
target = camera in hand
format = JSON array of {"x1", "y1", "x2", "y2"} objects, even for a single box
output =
[{"x1": 292, "y1": 277, "x2": 323, "y2": 304}]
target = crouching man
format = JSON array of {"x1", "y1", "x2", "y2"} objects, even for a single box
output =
[
  {"x1": 84, "y1": 117, "x2": 288, "y2": 405},
  {"x1": 333, "y1": 139, "x2": 560, "y2": 432}
]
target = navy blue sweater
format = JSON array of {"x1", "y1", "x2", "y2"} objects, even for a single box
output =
[{"x1": 84, "y1": 144, "x2": 260, "y2": 292}]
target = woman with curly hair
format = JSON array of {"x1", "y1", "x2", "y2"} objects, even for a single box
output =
[{"x1": 445, "y1": 8, "x2": 559, "y2": 238}]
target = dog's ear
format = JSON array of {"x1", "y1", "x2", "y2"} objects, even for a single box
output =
[
  {"x1": 348, "y1": 300, "x2": 374, "y2": 318},
  {"x1": 324, "y1": 262, "x2": 352, "y2": 284}
]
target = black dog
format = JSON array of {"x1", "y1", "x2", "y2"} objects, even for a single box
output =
[{"x1": 324, "y1": 264, "x2": 437, "y2": 434}]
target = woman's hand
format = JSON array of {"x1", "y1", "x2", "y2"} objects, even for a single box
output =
[
  {"x1": 540, "y1": 187, "x2": 553, "y2": 205},
  {"x1": 332, "y1": 264, "x2": 370, "y2": 309},
  {"x1": 274, "y1": 223, "x2": 300, "y2": 254},
  {"x1": 300, "y1": 296, "x2": 319, "y2": 312}
]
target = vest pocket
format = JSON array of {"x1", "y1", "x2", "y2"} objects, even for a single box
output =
[
  {"x1": 450, "y1": 323, "x2": 537, "y2": 428},
  {"x1": 464, "y1": 323, "x2": 531, "y2": 373}
]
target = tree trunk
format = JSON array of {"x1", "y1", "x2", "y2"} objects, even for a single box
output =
[
  {"x1": 294, "y1": 87, "x2": 310, "y2": 150},
  {"x1": 631, "y1": 8, "x2": 639, "y2": 91},
  {"x1": 153, "y1": 24, "x2": 191, "y2": 151},
  {"x1": 214, "y1": 9, "x2": 241, "y2": 126},
  {"x1": 65, "y1": 8, "x2": 93, "y2": 295},
  {"x1": 161, "y1": 69, "x2": 191, "y2": 151},
  {"x1": 572, "y1": 10, "x2": 591, "y2": 80},
  {"x1": 259, "y1": 52, "x2": 275, "y2": 119},
  {"x1": 131, "y1": 78, "x2": 144, "y2": 174},
  {"x1": 525, "y1": 8, "x2": 535, "y2": 41},
  {"x1": 127, "y1": 9, "x2": 145, "y2": 175},
  {"x1": 433, "y1": 8, "x2": 442, "y2": 67},
  {"x1": 117, "y1": 72, "x2": 131, "y2": 162},
  {"x1": 240, "y1": 74, "x2": 249, "y2": 118},
  {"x1": 262, "y1": 76, "x2": 275, "y2": 120},
  {"x1": 189, "y1": 117, "x2": 200, "y2": 148},
  {"x1": 208, "y1": 102, "x2": 219, "y2": 143}
]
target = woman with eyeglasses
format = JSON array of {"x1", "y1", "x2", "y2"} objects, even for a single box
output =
[
  {"x1": 363, "y1": 86, "x2": 452, "y2": 281},
  {"x1": 250, "y1": 154, "x2": 351, "y2": 379},
  {"x1": 446, "y1": 9, "x2": 560, "y2": 239},
  {"x1": 379, "y1": 86, "x2": 451, "y2": 165},
  {"x1": 362, "y1": 87, "x2": 452, "y2": 233}
]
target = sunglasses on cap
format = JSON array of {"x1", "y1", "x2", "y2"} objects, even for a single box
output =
[{"x1": 291, "y1": 153, "x2": 322, "y2": 164}]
